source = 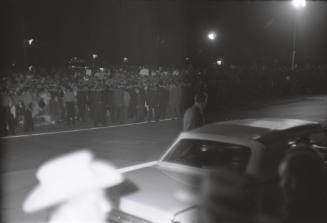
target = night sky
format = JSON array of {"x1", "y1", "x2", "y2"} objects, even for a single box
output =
[{"x1": 4, "y1": 0, "x2": 327, "y2": 69}]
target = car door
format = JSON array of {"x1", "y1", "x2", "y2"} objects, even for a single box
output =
[
  {"x1": 259, "y1": 136, "x2": 289, "y2": 217},
  {"x1": 285, "y1": 124, "x2": 327, "y2": 161}
]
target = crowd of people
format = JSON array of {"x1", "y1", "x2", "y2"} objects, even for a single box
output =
[
  {"x1": 0, "y1": 65, "x2": 199, "y2": 136},
  {"x1": 1, "y1": 63, "x2": 326, "y2": 136}
]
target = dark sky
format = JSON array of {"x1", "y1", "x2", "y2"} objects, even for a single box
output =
[{"x1": 4, "y1": 0, "x2": 327, "y2": 69}]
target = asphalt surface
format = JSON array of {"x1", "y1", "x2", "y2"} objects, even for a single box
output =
[{"x1": 1, "y1": 95, "x2": 327, "y2": 223}]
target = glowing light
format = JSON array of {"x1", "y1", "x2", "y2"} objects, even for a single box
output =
[
  {"x1": 99, "y1": 68, "x2": 105, "y2": 72},
  {"x1": 28, "y1": 38, "x2": 34, "y2": 45},
  {"x1": 207, "y1": 32, "x2": 217, "y2": 40},
  {"x1": 92, "y1": 54, "x2": 98, "y2": 59},
  {"x1": 216, "y1": 60, "x2": 223, "y2": 66},
  {"x1": 292, "y1": 0, "x2": 306, "y2": 9},
  {"x1": 123, "y1": 57, "x2": 128, "y2": 62}
]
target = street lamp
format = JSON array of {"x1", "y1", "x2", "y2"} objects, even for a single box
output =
[
  {"x1": 292, "y1": 0, "x2": 306, "y2": 9},
  {"x1": 28, "y1": 38, "x2": 34, "y2": 46},
  {"x1": 92, "y1": 54, "x2": 98, "y2": 59},
  {"x1": 207, "y1": 31, "x2": 217, "y2": 41},
  {"x1": 23, "y1": 38, "x2": 35, "y2": 71},
  {"x1": 291, "y1": 0, "x2": 306, "y2": 70}
]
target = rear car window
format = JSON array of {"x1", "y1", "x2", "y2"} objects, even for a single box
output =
[{"x1": 163, "y1": 139, "x2": 251, "y2": 172}]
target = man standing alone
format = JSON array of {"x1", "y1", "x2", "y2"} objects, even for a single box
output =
[{"x1": 183, "y1": 92, "x2": 208, "y2": 131}]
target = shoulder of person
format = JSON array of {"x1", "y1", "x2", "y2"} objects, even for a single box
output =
[{"x1": 184, "y1": 106, "x2": 194, "y2": 116}]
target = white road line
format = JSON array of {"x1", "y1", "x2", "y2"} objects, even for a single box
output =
[
  {"x1": 118, "y1": 161, "x2": 158, "y2": 173},
  {"x1": 2, "y1": 118, "x2": 175, "y2": 139}
]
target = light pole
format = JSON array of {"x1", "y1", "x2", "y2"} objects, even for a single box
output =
[
  {"x1": 206, "y1": 31, "x2": 218, "y2": 66},
  {"x1": 23, "y1": 38, "x2": 35, "y2": 71},
  {"x1": 291, "y1": 0, "x2": 306, "y2": 70},
  {"x1": 92, "y1": 54, "x2": 98, "y2": 72}
]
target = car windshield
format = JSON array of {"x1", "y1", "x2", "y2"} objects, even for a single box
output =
[{"x1": 162, "y1": 139, "x2": 251, "y2": 172}]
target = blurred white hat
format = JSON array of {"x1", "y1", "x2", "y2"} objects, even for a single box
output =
[{"x1": 23, "y1": 149, "x2": 123, "y2": 213}]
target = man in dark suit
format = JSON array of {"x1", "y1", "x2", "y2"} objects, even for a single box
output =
[
  {"x1": 158, "y1": 83, "x2": 169, "y2": 121},
  {"x1": 77, "y1": 84, "x2": 88, "y2": 122},
  {"x1": 135, "y1": 87, "x2": 146, "y2": 122},
  {"x1": 93, "y1": 82, "x2": 107, "y2": 126},
  {"x1": 144, "y1": 85, "x2": 160, "y2": 122}
]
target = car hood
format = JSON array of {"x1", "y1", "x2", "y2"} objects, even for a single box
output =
[{"x1": 117, "y1": 163, "x2": 202, "y2": 223}]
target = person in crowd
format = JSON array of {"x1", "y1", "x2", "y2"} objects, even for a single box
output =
[
  {"x1": 183, "y1": 92, "x2": 208, "y2": 131},
  {"x1": 92, "y1": 82, "x2": 107, "y2": 126},
  {"x1": 167, "y1": 81, "x2": 181, "y2": 119},
  {"x1": 56, "y1": 86, "x2": 65, "y2": 123},
  {"x1": 21, "y1": 88, "x2": 34, "y2": 132},
  {"x1": 88, "y1": 83, "x2": 96, "y2": 122},
  {"x1": 16, "y1": 98, "x2": 25, "y2": 128},
  {"x1": 22, "y1": 149, "x2": 124, "y2": 223},
  {"x1": 144, "y1": 84, "x2": 159, "y2": 122},
  {"x1": 135, "y1": 87, "x2": 146, "y2": 122},
  {"x1": 180, "y1": 81, "x2": 193, "y2": 115},
  {"x1": 128, "y1": 87, "x2": 137, "y2": 121},
  {"x1": 10, "y1": 90, "x2": 19, "y2": 131},
  {"x1": 63, "y1": 86, "x2": 76, "y2": 125},
  {"x1": 1, "y1": 90, "x2": 12, "y2": 135},
  {"x1": 121, "y1": 88, "x2": 131, "y2": 123},
  {"x1": 158, "y1": 83, "x2": 169, "y2": 120},
  {"x1": 278, "y1": 146, "x2": 327, "y2": 223},
  {"x1": 4, "y1": 91, "x2": 16, "y2": 135},
  {"x1": 38, "y1": 88, "x2": 52, "y2": 125},
  {"x1": 0, "y1": 90, "x2": 7, "y2": 136},
  {"x1": 49, "y1": 95, "x2": 61, "y2": 124},
  {"x1": 77, "y1": 83, "x2": 88, "y2": 122},
  {"x1": 112, "y1": 85, "x2": 124, "y2": 123},
  {"x1": 106, "y1": 86, "x2": 114, "y2": 123}
]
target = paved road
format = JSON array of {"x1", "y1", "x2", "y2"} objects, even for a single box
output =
[{"x1": 2, "y1": 95, "x2": 327, "y2": 223}]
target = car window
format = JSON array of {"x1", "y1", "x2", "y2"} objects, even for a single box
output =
[
  {"x1": 163, "y1": 139, "x2": 251, "y2": 172},
  {"x1": 287, "y1": 130, "x2": 327, "y2": 147},
  {"x1": 310, "y1": 132, "x2": 327, "y2": 147},
  {"x1": 287, "y1": 130, "x2": 327, "y2": 161}
]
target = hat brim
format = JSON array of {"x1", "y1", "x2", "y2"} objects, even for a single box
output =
[{"x1": 23, "y1": 162, "x2": 123, "y2": 213}]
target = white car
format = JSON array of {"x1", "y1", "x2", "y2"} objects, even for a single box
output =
[{"x1": 109, "y1": 118, "x2": 327, "y2": 223}]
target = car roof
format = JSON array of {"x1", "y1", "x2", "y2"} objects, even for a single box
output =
[{"x1": 190, "y1": 118, "x2": 320, "y2": 141}]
